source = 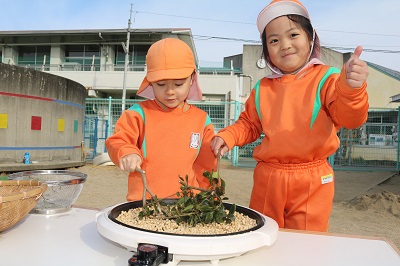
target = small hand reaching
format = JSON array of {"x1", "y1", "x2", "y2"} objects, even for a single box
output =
[
  {"x1": 344, "y1": 46, "x2": 369, "y2": 88},
  {"x1": 210, "y1": 136, "x2": 229, "y2": 156},
  {"x1": 118, "y1": 153, "x2": 142, "y2": 172}
]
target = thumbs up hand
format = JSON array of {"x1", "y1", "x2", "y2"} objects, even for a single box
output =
[{"x1": 345, "y1": 46, "x2": 369, "y2": 88}]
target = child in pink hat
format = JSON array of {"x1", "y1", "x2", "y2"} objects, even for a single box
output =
[
  {"x1": 106, "y1": 38, "x2": 216, "y2": 201},
  {"x1": 211, "y1": 0, "x2": 369, "y2": 232}
]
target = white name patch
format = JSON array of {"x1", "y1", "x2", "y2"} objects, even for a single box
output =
[
  {"x1": 190, "y1": 133, "x2": 200, "y2": 149},
  {"x1": 321, "y1": 173, "x2": 333, "y2": 184}
]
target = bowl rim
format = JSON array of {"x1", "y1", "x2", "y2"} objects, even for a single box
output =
[
  {"x1": 108, "y1": 200, "x2": 265, "y2": 237},
  {"x1": 8, "y1": 170, "x2": 87, "y2": 185},
  {"x1": 0, "y1": 180, "x2": 48, "y2": 203}
]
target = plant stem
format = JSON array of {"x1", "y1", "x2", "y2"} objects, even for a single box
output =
[{"x1": 136, "y1": 168, "x2": 162, "y2": 213}]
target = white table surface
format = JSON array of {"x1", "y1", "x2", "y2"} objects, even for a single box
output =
[{"x1": 1, "y1": 207, "x2": 399, "y2": 266}]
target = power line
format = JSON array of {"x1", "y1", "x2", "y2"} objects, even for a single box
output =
[
  {"x1": 190, "y1": 33, "x2": 400, "y2": 54},
  {"x1": 23, "y1": 31, "x2": 398, "y2": 54},
  {"x1": 135, "y1": 10, "x2": 400, "y2": 39},
  {"x1": 135, "y1": 11, "x2": 254, "y2": 25},
  {"x1": 318, "y1": 29, "x2": 400, "y2": 38},
  {"x1": 20, "y1": 10, "x2": 397, "y2": 55},
  {"x1": 192, "y1": 34, "x2": 260, "y2": 44},
  {"x1": 324, "y1": 46, "x2": 400, "y2": 54},
  {"x1": 134, "y1": 9, "x2": 400, "y2": 54}
]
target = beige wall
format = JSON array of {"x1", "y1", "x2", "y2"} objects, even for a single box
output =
[
  {"x1": 365, "y1": 67, "x2": 400, "y2": 108},
  {"x1": 241, "y1": 44, "x2": 400, "y2": 109},
  {"x1": 241, "y1": 45, "x2": 348, "y2": 96}
]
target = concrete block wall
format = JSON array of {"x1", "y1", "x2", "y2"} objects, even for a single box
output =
[{"x1": 0, "y1": 63, "x2": 86, "y2": 164}]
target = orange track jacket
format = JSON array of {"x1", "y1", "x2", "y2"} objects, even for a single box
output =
[
  {"x1": 217, "y1": 64, "x2": 368, "y2": 163},
  {"x1": 216, "y1": 64, "x2": 368, "y2": 231},
  {"x1": 106, "y1": 100, "x2": 216, "y2": 201}
]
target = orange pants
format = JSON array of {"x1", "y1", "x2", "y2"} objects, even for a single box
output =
[{"x1": 249, "y1": 159, "x2": 334, "y2": 232}]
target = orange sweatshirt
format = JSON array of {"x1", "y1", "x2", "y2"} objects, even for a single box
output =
[
  {"x1": 105, "y1": 100, "x2": 216, "y2": 201},
  {"x1": 217, "y1": 64, "x2": 369, "y2": 164}
]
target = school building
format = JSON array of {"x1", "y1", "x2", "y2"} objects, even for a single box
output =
[
  {"x1": 0, "y1": 28, "x2": 398, "y2": 107},
  {"x1": 1, "y1": 28, "x2": 399, "y2": 169}
]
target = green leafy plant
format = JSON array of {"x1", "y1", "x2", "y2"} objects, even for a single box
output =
[{"x1": 138, "y1": 170, "x2": 236, "y2": 227}]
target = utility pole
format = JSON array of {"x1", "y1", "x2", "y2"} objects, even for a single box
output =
[{"x1": 121, "y1": 3, "x2": 133, "y2": 112}]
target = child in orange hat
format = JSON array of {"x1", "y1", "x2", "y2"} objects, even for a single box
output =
[
  {"x1": 106, "y1": 38, "x2": 216, "y2": 201},
  {"x1": 211, "y1": 0, "x2": 369, "y2": 232}
]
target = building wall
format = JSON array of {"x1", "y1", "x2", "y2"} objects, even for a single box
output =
[
  {"x1": 241, "y1": 44, "x2": 400, "y2": 109},
  {"x1": 366, "y1": 67, "x2": 400, "y2": 108},
  {"x1": 48, "y1": 70, "x2": 240, "y2": 102},
  {"x1": 241, "y1": 45, "x2": 348, "y2": 97},
  {"x1": 0, "y1": 30, "x2": 240, "y2": 103},
  {"x1": 0, "y1": 64, "x2": 86, "y2": 164},
  {"x1": 242, "y1": 45, "x2": 269, "y2": 97},
  {"x1": 1, "y1": 30, "x2": 398, "y2": 110}
]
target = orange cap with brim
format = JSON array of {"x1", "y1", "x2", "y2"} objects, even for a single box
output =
[
  {"x1": 257, "y1": 0, "x2": 310, "y2": 36},
  {"x1": 137, "y1": 38, "x2": 202, "y2": 101}
]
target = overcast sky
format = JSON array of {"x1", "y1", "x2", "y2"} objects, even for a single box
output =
[{"x1": 1, "y1": 0, "x2": 399, "y2": 71}]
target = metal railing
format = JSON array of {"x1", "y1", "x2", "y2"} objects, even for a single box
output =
[
  {"x1": 83, "y1": 98, "x2": 400, "y2": 171},
  {"x1": 15, "y1": 63, "x2": 240, "y2": 75}
]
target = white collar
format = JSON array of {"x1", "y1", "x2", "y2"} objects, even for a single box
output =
[{"x1": 265, "y1": 58, "x2": 325, "y2": 79}]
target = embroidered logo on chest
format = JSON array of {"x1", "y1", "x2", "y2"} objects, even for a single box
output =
[{"x1": 190, "y1": 133, "x2": 200, "y2": 149}]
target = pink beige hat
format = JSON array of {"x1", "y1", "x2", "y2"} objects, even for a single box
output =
[
  {"x1": 137, "y1": 38, "x2": 202, "y2": 101},
  {"x1": 257, "y1": 0, "x2": 310, "y2": 35}
]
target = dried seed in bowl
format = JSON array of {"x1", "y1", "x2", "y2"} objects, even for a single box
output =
[{"x1": 116, "y1": 208, "x2": 257, "y2": 235}]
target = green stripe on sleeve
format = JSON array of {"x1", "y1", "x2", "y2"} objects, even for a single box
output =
[
  {"x1": 205, "y1": 115, "x2": 211, "y2": 127},
  {"x1": 254, "y1": 79, "x2": 262, "y2": 121},
  {"x1": 128, "y1": 103, "x2": 147, "y2": 158},
  {"x1": 310, "y1": 67, "x2": 340, "y2": 129}
]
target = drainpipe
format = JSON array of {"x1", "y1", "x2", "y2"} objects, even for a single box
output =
[{"x1": 239, "y1": 74, "x2": 253, "y2": 98}]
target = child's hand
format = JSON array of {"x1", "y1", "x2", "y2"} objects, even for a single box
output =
[
  {"x1": 211, "y1": 136, "x2": 229, "y2": 156},
  {"x1": 118, "y1": 154, "x2": 142, "y2": 172},
  {"x1": 345, "y1": 46, "x2": 369, "y2": 88}
]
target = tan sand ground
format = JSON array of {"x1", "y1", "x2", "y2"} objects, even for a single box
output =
[{"x1": 72, "y1": 161, "x2": 400, "y2": 250}]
